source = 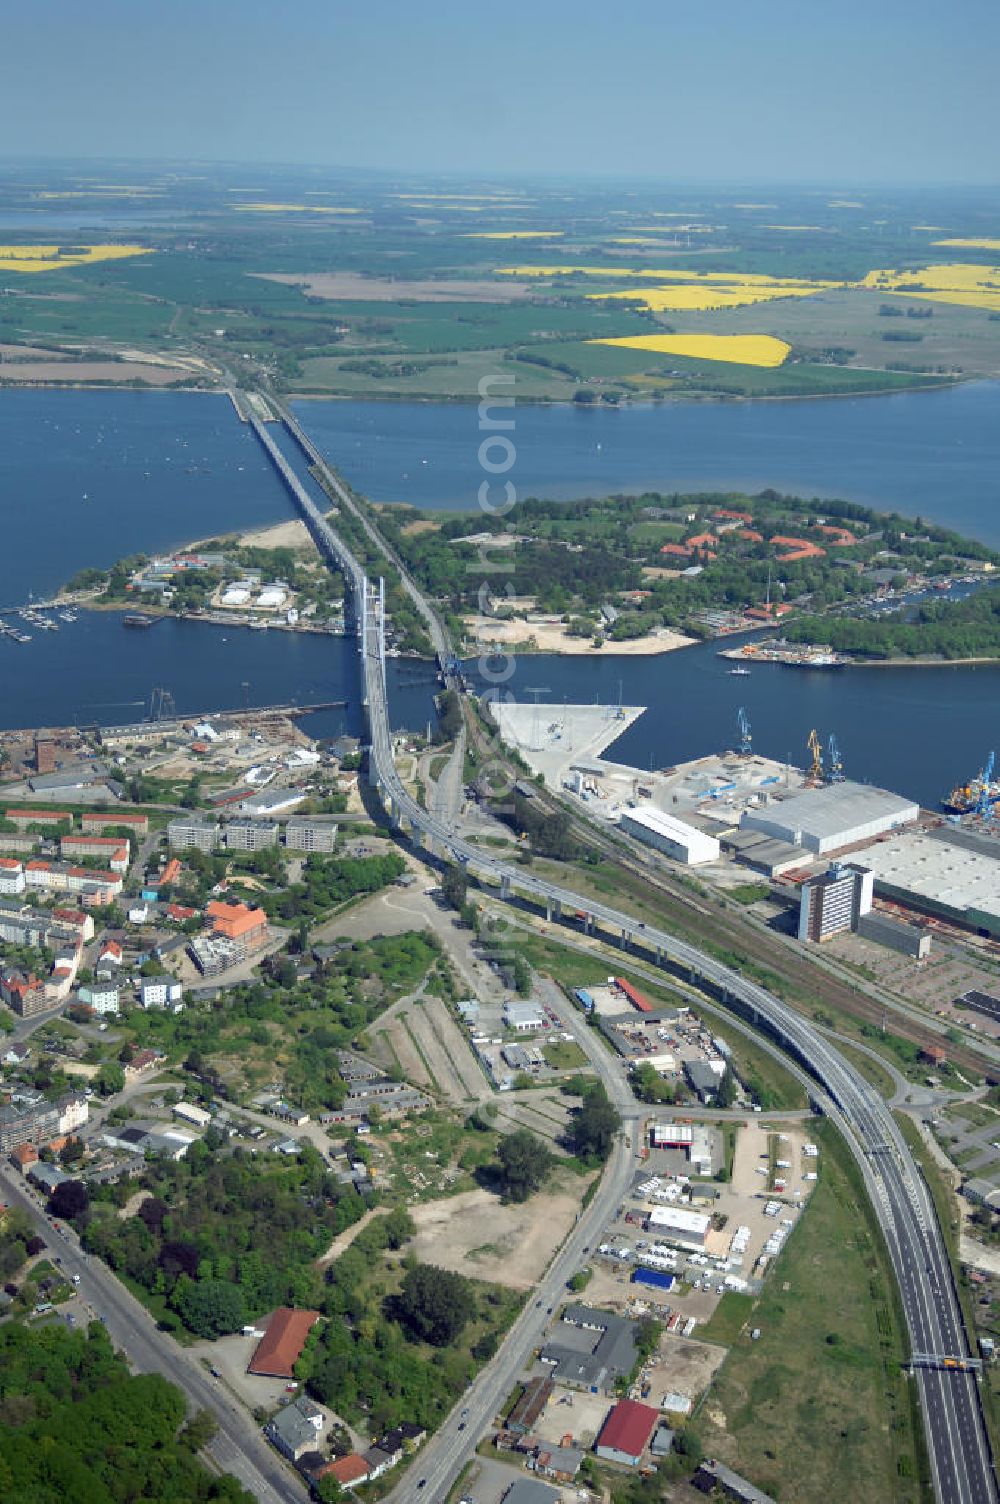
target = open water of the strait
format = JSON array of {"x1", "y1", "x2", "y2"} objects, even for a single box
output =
[{"x1": 1, "y1": 387, "x2": 998, "y2": 808}]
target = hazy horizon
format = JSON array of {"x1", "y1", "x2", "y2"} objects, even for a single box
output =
[{"x1": 2, "y1": 0, "x2": 997, "y2": 184}]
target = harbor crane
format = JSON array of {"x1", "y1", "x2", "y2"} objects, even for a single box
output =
[
  {"x1": 976, "y1": 750, "x2": 996, "y2": 821},
  {"x1": 806, "y1": 728, "x2": 824, "y2": 784},
  {"x1": 827, "y1": 733, "x2": 845, "y2": 783},
  {"x1": 737, "y1": 706, "x2": 752, "y2": 757}
]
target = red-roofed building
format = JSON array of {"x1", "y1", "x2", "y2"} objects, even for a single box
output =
[
  {"x1": 61, "y1": 834, "x2": 131, "y2": 872},
  {"x1": 816, "y1": 524, "x2": 857, "y2": 546},
  {"x1": 686, "y1": 533, "x2": 718, "y2": 549},
  {"x1": 0, "y1": 970, "x2": 47, "y2": 1018},
  {"x1": 316, "y1": 1455, "x2": 371, "y2": 1487},
  {"x1": 713, "y1": 509, "x2": 753, "y2": 522},
  {"x1": 165, "y1": 902, "x2": 197, "y2": 922},
  {"x1": 247, "y1": 1308, "x2": 321, "y2": 1378},
  {"x1": 770, "y1": 535, "x2": 826, "y2": 562},
  {"x1": 52, "y1": 908, "x2": 95, "y2": 942},
  {"x1": 659, "y1": 543, "x2": 691, "y2": 558},
  {"x1": 738, "y1": 529, "x2": 764, "y2": 543},
  {"x1": 746, "y1": 602, "x2": 793, "y2": 621},
  {"x1": 206, "y1": 900, "x2": 268, "y2": 958},
  {"x1": 595, "y1": 1400, "x2": 660, "y2": 1467},
  {"x1": 10, "y1": 1143, "x2": 37, "y2": 1173},
  {"x1": 99, "y1": 940, "x2": 123, "y2": 966}
]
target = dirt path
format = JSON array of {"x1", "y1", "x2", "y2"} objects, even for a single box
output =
[
  {"x1": 317, "y1": 1207, "x2": 382, "y2": 1266},
  {"x1": 406, "y1": 1002, "x2": 463, "y2": 1104},
  {"x1": 374, "y1": 1012, "x2": 432, "y2": 1091},
  {"x1": 423, "y1": 993, "x2": 488, "y2": 1101}
]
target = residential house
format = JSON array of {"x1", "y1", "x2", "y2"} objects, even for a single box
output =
[
  {"x1": 81, "y1": 810, "x2": 149, "y2": 838},
  {"x1": 139, "y1": 977, "x2": 183, "y2": 1009},
  {"x1": 264, "y1": 1396, "x2": 325, "y2": 1462},
  {"x1": 51, "y1": 908, "x2": 95, "y2": 943},
  {"x1": 77, "y1": 983, "x2": 121, "y2": 1016},
  {"x1": 0, "y1": 969, "x2": 48, "y2": 1018},
  {"x1": 317, "y1": 1454, "x2": 371, "y2": 1488}
]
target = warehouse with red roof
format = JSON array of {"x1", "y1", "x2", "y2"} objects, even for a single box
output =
[
  {"x1": 247, "y1": 1307, "x2": 321, "y2": 1378},
  {"x1": 595, "y1": 1399, "x2": 660, "y2": 1467}
]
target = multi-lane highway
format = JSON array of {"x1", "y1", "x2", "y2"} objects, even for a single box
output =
[{"x1": 255, "y1": 404, "x2": 997, "y2": 1504}]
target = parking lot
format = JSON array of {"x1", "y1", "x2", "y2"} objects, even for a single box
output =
[{"x1": 581, "y1": 1118, "x2": 817, "y2": 1328}]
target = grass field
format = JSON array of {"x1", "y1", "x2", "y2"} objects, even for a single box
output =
[
  {"x1": 698, "y1": 1121, "x2": 929, "y2": 1503},
  {"x1": 2, "y1": 169, "x2": 1000, "y2": 396}
]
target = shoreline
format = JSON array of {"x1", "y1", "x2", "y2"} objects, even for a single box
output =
[
  {"x1": 287, "y1": 373, "x2": 965, "y2": 408},
  {"x1": 850, "y1": 655, "x2": 1000, "y2": 669}
]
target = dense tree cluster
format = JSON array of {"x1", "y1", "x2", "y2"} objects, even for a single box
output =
[
  {"x1": 82, "y1": 1141, "x2": 366, "y2": 1334},
  {"x1": 0, "y1": 1322, "x2": 252, "y2": 1503},
  {"x1": 567, "y1": 1080, "x2": 621, "y2": 1163},
  {"x1": 495, "y1": 1128, "x2": 555, "y2": 1203},
  {"x1": 377, "y1": 488, "x2": 998, "y2": 650},
  {"x1": 262, "y1": 851, "x2": 406, "y2": 922},
  {"x1": 301, "y1": 1214, "x2": 519, "y2": 1434},
  {"x1": 787, "y1": 587, "x2": 1000, "y2": 660}
]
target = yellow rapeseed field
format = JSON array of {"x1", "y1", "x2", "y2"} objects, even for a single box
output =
[
  {"x1": 0, "y1": 244, "x2": 152, "y2": 273},
  {"x1": 862, "y1": 261, "x2": 1000, "y2": 311},
  {"x1": 236, "y1": 202, "x2": 362, "y2": 214},
  {"x1": 497, "y1": 262, "x2": 841, "y2": 312},
  {"x1": 932, "y1": 238, "x2": 1000, "y2": 252},
  {"x1": 591, "y1": 333, "x2": 791, "y2": 368}
]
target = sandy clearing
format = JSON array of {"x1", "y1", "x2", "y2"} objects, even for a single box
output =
[
  {"x1": 648, "y1": 1331, "x2": 727, "y2": 1404},
  {"x1": 118, "y1": 1189, "x2": 154, "y2": 1221},
  {"x1": 463, "y1": 615, "x2": 695, "y2": 656},
  {"x1": 253, "y1": 271, "x2": 533, "y2": 303},
  {"x1": 0, "y1": 360, "x2": 192, "y2": 385},
  {"x1": 409, "y1": 1185, "x2": 583, "y2": 1289},
  {"x1": 401, "y1": 519, "x2": 441, "y2": 536},
  {"x1": 235, "y1": 518, "x2": 316, "y2": 551}
]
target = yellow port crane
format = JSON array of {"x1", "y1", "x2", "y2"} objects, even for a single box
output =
[{"x1": 806, "y1": 728, "x2": 824, "y2": 784}]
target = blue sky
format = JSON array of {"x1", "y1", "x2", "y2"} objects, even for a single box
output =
[{"x1": 3, "y1": 0, "x2": 997, "y2": 183}]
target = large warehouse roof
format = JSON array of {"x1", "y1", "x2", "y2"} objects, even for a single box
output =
[
  {"x1": 741, "y1": 780, "x2": 918, "y2": 847},
  {"x1": 861, "y1": 830, "x2": 1000, "y2": 921},
  {"x1": 596, "y1": 1399, "x2": 660, "y2": 1457},
  {"x1": 247, "y1": 1307, "x2": 320, "y2": 1377},
  {"x1": 648, "y1": 1205, "x2": 710, "y2": 1235}
]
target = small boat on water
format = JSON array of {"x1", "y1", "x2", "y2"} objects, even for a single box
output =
[
  {"x1": 728, "y1": 666, "x2": 751, "y2": 676},
  {"x1": 123, "y1": 613, "x2": 155, "y2": 630}
]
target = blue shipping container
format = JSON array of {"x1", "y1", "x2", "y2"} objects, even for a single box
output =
[
  {"x1": 632, "y1": 1268, "x2": 675, "y2": 1291},
  {"x1": 575, "y1": 988, "x2": 594, "y2": 1011}
]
